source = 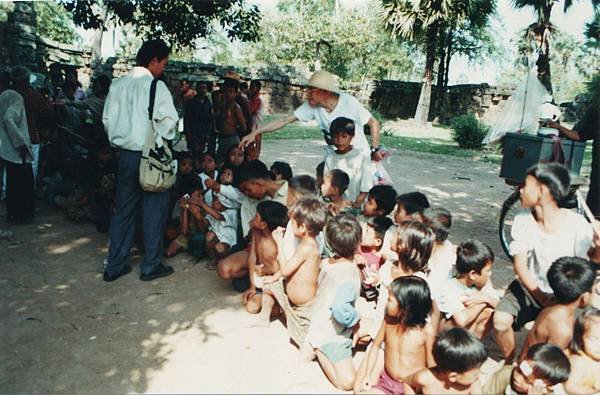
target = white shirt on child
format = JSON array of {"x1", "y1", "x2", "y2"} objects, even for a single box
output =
[
  {"x1": 324, "y1": 148, "x2": 373, "y2": 202},
  {"x1": 510, "y1": 210, "x2": 593, "y2": 294},
  {"x1": 306, "y1": 259, "x2": 361, "y2": 349},
  {"x1": 199, "y1": 171, "x2": 218, "y2": 206},
  {"x1": 293, "y1": 92, "x2": 373, "y2": 156},
  {"x1": 206, "y1": 208, "x2": 238, "y2": 247},
  {"x1": 427, "y1": 240, "x2": 457, "y2": 301}
]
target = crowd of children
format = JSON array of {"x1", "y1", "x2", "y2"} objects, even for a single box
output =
[{"x1": 162, "y1": 109, "x2": 600, "y2": 394}]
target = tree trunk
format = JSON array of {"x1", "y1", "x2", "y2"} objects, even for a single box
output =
[
  {"x1": 91, "y1": 29, "x2": 103, "y2": 67},
  {"x1": 535, "y1": 3, "x2": 553, "y2": 94},
  {"x1": 435, "y1": 27, "x2": 447, "y2": 110},
  {"x1": 414, "y1": 26, "x2": 438, "y2": 125}
]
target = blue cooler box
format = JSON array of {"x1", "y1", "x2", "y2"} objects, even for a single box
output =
[{"x1": 500, "y1": 132, "x2": 586, "y2": 183}]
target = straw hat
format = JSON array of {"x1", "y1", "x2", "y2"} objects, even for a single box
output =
[
  {"x1": 306, "y1": 70, "x2": 340, "y2": 94},
  {"x1": 223, "y1": 70, "x2": 241, "y2": 81}
]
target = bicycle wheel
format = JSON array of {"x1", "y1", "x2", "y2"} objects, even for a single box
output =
[{"x1": 499, "y1": 191, "x2": 522, "y2": 260}]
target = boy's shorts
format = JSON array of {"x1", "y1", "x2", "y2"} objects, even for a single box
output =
[
  {"x1": 373, "y1": 369, "x2": 405, "y2": 395},
  {"x1": 496, "y1": 279, "x2": 542, "y2": 330},
  {"x1": 319, "y1": 340, "x2": 352, "y2": 363}
]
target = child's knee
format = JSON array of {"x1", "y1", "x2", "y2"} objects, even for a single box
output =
[
  {"x1": 244, "y1": 298, "x2": 261, "y2": 314},
  {"x1": 217, "y1": 260, "x2": 231, "y2": 280},
  {"x1": 493, "y1": 311, "x2": 514, "y2": 332},
  {"x1": 215, "y1": 243, "x2": 230, "y2": 257},
  {"x1": 336, "y1": 368, "x2": 356, "y2": 391}
]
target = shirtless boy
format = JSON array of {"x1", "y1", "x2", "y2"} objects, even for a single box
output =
[
  {"x1": 357, "y1": 276, "x2": 435, "y2": 394},
  {"x1": 242, "y1": 201, "x2": 289, "y2": 325},
  {"x1": 216, "y1": 79, "x2": 246, "y2": 157},
  {"x1": 266, "y1": 198, "x2": 328, "y2": 306},
  {"x1": 519, "y1": 256, "x2": 595, "y2": 360},
  {"x1": 406, "y1": 328, "x2": 487, "y2": 394}
]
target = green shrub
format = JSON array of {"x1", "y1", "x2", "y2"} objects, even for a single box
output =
[{"x1": 451, "y1": 114, "x2": 489, "y2": 149}]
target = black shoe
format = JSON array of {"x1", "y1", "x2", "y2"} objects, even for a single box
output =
[
  {"x1": 140, "y1": 264, "x2": 174, "y2": 281},
  {"x1": 103, "y1": 265, "x2": 132, "y2": 282}
]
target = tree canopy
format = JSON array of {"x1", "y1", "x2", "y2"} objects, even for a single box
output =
[{"x1": 59, "y1": 0, "x2": 261, "y2": 48}]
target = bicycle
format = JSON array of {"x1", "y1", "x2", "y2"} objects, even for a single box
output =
[{"x1": 498, "y1": 178, "x2": 586, "y2": 260}]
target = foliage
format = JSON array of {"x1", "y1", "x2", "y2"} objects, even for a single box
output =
[
  {"x1": 0, "y1": 2, "x2": 13, "y2": 23},
  {"x1": 239, "y1": 0, "x2": 420, "y2": 82},
  {"x1": 34, "y1": 1, "x2": 81, "y2": 45},
  {"x1": 59, "y1": 0, "x2": 261, "y2": 49},
  {"x1": 585, "y1": 10, "x2": 600, "y2": 48},
  {"x1": 451, "y1": 113, "x2": 489, "y2": 149}
]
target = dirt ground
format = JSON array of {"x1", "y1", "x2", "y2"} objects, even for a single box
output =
[{"x1": 1, "y1": 138, "x2": 534, "y2": 394}]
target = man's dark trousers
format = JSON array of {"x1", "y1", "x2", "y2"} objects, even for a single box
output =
[{"x1": 105, "y1": 150, "x2": 170, "y2": 276}]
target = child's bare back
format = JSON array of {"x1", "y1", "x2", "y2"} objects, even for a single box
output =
[
  {"x1": 285, "y1": 236, "x2": 320, "y2": 306},
  {"x1": 255, "y1": 232, "x2": 278, "y2": 277},
  {"x1": 520, "y1": 304, "x2": 574, "y2": 359},
  {"x1": 385, "y1": 322, "x2": 433, "y2": 381}
]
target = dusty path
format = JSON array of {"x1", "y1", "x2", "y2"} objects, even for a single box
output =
[{"x1": 1, "y1": 139, "x2": 518, "y2": 394}]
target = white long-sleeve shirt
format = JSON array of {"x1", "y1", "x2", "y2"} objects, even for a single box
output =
[{"x1": 102, "y1": 67, "x2": 178, "y2": 151}]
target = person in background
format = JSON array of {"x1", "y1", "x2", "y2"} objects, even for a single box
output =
[
  {"x1": 248, "y1": 80, "x2": 265, "y2": 157},
  {"x1": 184, "y1": 81, "x2": 215, "y2": 158}
]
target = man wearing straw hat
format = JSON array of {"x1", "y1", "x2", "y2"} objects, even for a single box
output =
[{"x1": 239, "y1": 70, "x2": 383, "y2": 161}]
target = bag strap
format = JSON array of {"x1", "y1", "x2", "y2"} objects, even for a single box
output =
[{"x1": 148, "y1": 78, "x2": 159, "y2": 121}]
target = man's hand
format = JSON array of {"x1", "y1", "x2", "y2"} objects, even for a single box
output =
[
  {"x1": 239, "y1": 131, "x2": 258, "y2": 148},
  {"x1": 242, "y1": 287, "x2": 256, "y2": 303},
  {"x1": 371, "y1": 150, "x2": 384, "y2": 162}
]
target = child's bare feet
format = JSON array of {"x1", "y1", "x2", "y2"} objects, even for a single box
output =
[
  {"x1": 165, "y1": 241, "x2": 183, "y2": 258},
  {"x1": 205, "y1": 259, "x2": 218, "y2": 270}
]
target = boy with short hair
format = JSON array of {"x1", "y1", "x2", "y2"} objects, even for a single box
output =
[
  {"x1": 484, "y1": 343, "x2": 571, "y2": 394},
  {"x1": 305, "y1": 214, "x2": 363, "y2": 390},
  {"x1": 493, "y1": 163, "x2": 600, "y2": 362},
  {"x1": 324, "y1": 117, "x2": 373, "y2": 208},
  {"x1": 362, "y1": 184, "x2": 398, "y2": 218},
  {"x1": 406, "y1": 327, "x2": 488, "y2": 394},
  {"x1": 263, "y1": 198, "x2": 328, "y2": 343},
  {"x1": 519, "y1": 256, "x2": 596, "y2": 360},
  {"x1": 216, "y1": 79, "x2": 246, "y2": 158},
  {"x1": 358, "y1": 216, "x2": 394, "y2": 300},
  {"x1": 437, "y1": 240, "x2": 499, "y2": 339},
  {"x1": 321, "y1": 169, "x2": 351, "y2": 215},
  {"x1": 242, "y1": 201, "x2": 288, "y2": 325}
]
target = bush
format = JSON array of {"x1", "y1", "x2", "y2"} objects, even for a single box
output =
[{"x1": 451, "y1": 114, "x2": 489, "y2": 149}]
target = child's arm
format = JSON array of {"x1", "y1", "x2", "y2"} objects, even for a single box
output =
[
  {"x1": 451, "y1": 303, "x2": 488, "y2": 329},
  {"x1": 352, "y1": 192, "x2": 368, "y2": 208},
  {"x1": 234, "y1": 104, "x2": 246, "y2": 132},
  {"x1": 514, "y1": 253, "x2": 552, "y2": 306},
  {"x1": 242, "y1": 232, "x2": 258, "y2": 303},
  {"x1": 180, "y1": 204, "x2": 189, "y2": 235},
  {"x1": 197, "y1": 200, "x2": 225, "y2": 221},
  {"x1": 271, "y1": 228, "x2": 310, "y2": 278},
  {"x1": 358, "y1": 322, "x2": 386, "y2": 391}
]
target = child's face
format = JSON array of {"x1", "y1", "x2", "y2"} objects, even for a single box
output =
[
  {"x1": 239, "y1": 180, "x2": 266, "y2": 200},
  {"x1": 250, "y1": 212, "x2": 266, "y2": 230},
  {"x1": 511, "y1": 360, "x2": 552, "y2": 394},
  {"x1": 470, "y1": 261, "x2": 492, "y2": 289},
  {"x1": 211, "y1": 195, "x2": 226, "y2": 212},
  {"x1": 224, "y1": 87, "x2": 237, "y2": 102},
  {"x1": 394, "y1": 203, "x2": 410, "y2": 224},
  {"x1": 362, "y1": 223, "x2": 382, "y2": 249},
  {"x1": 363, "y1": 197, "x2": 381, "y2": 217},
  {"x1": 191, "y1": 189, "x2": 204, "y2": 200},
  {"x1": 332, "y1": 131, "x2": 353, "y2": 152},
  {"x1": 320, "y1": 175, "x2": 338, "y2": 198},
  {"x1": 245, "y1": 144, "x2": 259, "y2": 161},
  {"x1": 385, "y1": 287, "x2": 400, "y2": 317},
  {"x1": 582, "y1": 318, "x2": 600, "y2": 360},
  {"x1": 179, "y1": 158, "x2": 193, "y2": 175},
  {"x1": 201, "y1": 155, "x2": 216, "y2": 174},
  {"x1": 520, "y1": 175, "x2": 542, "y2": 209},
  {"x1": 248, "y1": 84, "x2": 259, "y2": 96},
  {"x1": 228, "y1": 146, "x2": 244, "y2": 166},
  {"x1": 449, "y1": 366, "x2": 481, "y2": 388},
  {"x1": 220, "y1": 168, "x2": 234, "y2": 185}
]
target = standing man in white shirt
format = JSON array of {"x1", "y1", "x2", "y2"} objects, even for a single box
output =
[
  {"x1": 239, "y1": 70, "x2": 384, "y2": 161},
  {"x1": 102, "y1": 40, "x2": 179, "y2": 282}
]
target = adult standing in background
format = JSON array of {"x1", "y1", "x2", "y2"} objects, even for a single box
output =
[
  {"x1": 102, "y1": 39, "x2": 178, "y2": 282},
  {"x1": 0, "y1": 70, "x2": 34, "y2": 223},
  {"x1": 11, "y1": 65, "x2": 53, "y2": 186},
  {"x1": 240, "y1": 70, "x2": 384, "y2": 161}
]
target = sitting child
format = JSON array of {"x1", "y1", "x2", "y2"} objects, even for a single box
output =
[
  {"x1": 437, "y1": 240, "x2": 499, "y2": 339},
  {"x1": 320, "y1": 169, "x2": 352, "y2": 215},
  {"x1": 201, "y1": 192, "x2": 240, "y2": 269},
  {"x1": 270, "y1": 161, "x2": 293, "y2": 182},
  {"x1": 219, "y1": 163, "x2": 235, "y2": 186},
  {"x1": 304, "y1": 214, "x2": 363, "y2": 391},
  {"x1": 359, "y1": 184, "x2": 398, "y2": 221},
  {"x1": 484, "y1": 343, "x2": 571, "y2": 394},
  {"x1": 422, "y1": 207, "x2": 456, "y2": 297},
  {"x1": 519, "y1": 256, "x2": 596, "y2": 360},
  {"x1": 381, "y1": 191, "x2": 430, "y2": 261},
  {"x1": 357, "y1": 276, "x2": 435, "y2": 394},
  {"x1": 358, "y1": 216, "x2": 394, "y2": 300},
  {"x1": 565, "y1": 307, "x2": 600, "y2": 394},
  {"x1": 242, "y1": 201, "x2": 288, "y2": 325},
  {"x1": 263, "y1": 198, "x2": 328, "y2": 340},
  {"x1": 324, "y1": 117, "x2": 373, "y2": 208},
  {"x1": 198, "y1": 152, "x2": 218, "y2": 205},
  {"x1": 224, "y1": 143, "x2": 245, "y2": 171},
  {"x1": 165, "y1": 181, "x2": 206, "y2": 258},
  {"x1": 406, "y1": 327, "x2": 488, "y2": 394},
  {"x1": 493, "y1": 163, "x2": 599, "y2": 362}
]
